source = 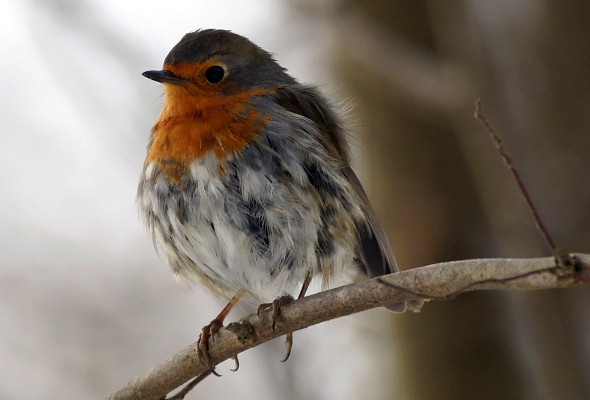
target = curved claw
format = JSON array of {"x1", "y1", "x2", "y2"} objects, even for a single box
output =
[
  {"x1": 196, "y1": 294, "x2": 242, "y2": 377},
  {"x1": 230, "y1": 355, "x2": 240, "y2": 372},
  {"x1": 257, "y1": 302, "x2": 271, "y2": 319},
  {"x1": 271, "y1": 295, "x2": 294, "y2": 331},
  {"x1": 197, "y1": 328, "x2": 222, "y2": 377},
  {"x1": 280, "y1": 332, "x2": 293, "y2": 362}
]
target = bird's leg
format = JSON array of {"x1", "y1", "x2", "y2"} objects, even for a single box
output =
[
  {"x1": 257, "y1": 272, "x2": 313, "y2": 362},
  {"x1": 197, "y1": 294, "x2": 241, "y2": 376},
  {"x1": 280, "y1": 271, "x2": 312, "y2": 362}
]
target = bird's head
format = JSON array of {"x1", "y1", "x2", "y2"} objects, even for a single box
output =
[{"x1": 143, "y1": 29, "x2": 296, "y2": 100}]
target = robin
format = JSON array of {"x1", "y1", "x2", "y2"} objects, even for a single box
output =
[{"x1": 138, "y1": 29, "x2": 406, "y2": 373}]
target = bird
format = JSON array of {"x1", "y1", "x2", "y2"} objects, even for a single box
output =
[{"x1": 138, "y1": 29, "x2": 406, "y2": 372}]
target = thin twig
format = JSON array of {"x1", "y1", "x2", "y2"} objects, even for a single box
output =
[
  {"x1": 474, "y1": 100, "x2": 563, "y2": 259},
  {"x1": 164, "y1": 370, "x2": 211, "y2": 400}
]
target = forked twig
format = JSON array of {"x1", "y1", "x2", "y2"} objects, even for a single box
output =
[
  {"x1": 106, "y1": 100, "x2": 585, "y2": 400},
  {"x1": 106, "y1": 255, "x2": 590, "y2": 400}
]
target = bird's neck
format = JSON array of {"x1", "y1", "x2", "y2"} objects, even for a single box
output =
[{"x1": 146, "y1": 86, "x2": 273, "y2": 184}]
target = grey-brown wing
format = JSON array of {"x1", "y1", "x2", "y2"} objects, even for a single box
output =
[
  {"x1": 273, "y1": 85, "x2": 399, "y2": 277},
  {"x1": 341, "y1": 165, "x2": 399, "y2": 275}
]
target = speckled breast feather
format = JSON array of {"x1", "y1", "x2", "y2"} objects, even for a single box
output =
[{"x1": 138, "y1": 92, "x2": 368, "y2": 302}]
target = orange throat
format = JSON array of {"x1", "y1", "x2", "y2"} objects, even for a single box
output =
[{"x1": 146, "y1": 85, "x2": 272, "y2": 184}]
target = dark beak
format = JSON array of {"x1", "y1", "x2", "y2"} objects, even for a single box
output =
[{"x1": 142, "y1": 70, "x2": 183, "y2": 85}]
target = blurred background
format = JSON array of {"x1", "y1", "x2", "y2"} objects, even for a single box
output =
[{"x1": 1, "y1": 0, "x2": 589, "y2": 399}]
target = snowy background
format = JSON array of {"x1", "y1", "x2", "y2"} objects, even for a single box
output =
[{"x1": 0, "y1": 1, "x2": 399, "y2": 399}]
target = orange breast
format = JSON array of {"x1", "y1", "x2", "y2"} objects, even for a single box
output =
[{"x1": 147, "y1": 85, "x2": 273, "y2": 183}]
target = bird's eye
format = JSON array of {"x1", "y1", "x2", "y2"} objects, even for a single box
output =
[{"x1": 205, "y1": 66, "x2": 225, "y2": 83}]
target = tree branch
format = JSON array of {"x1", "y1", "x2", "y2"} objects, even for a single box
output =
[{"x1": 105, "y1": 254, "x2": 590, "y2": 400}]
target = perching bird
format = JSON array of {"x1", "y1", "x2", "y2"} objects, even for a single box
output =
[{"x1": 138, "y1": 29, "x2": 405, "y2": 371}]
